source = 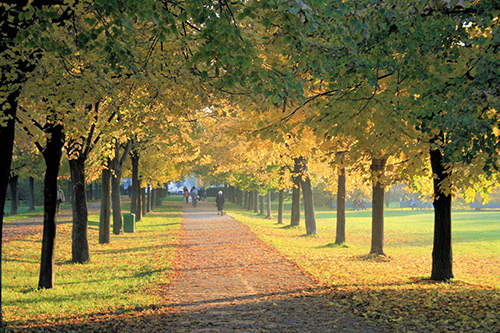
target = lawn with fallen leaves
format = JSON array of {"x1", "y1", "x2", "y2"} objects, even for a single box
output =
[
  {"x1": 2, "y1": 201, "x2": 182, "y2": 330},
  {"x1": 228, "y1": 202, "x2": 500, "y2": 332}
]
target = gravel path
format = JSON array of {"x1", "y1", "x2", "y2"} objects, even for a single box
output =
[{"x1": 159, "y1": 201, "x2": 383, "y2": 332}]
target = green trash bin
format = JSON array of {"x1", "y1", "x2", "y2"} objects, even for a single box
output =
[{"x1": 123, "y1": 213, "x2": 135, "y2": 233}]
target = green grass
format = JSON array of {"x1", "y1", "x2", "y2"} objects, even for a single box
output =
[{"x1": 2, "y1": 199, "x2": 182, "y2": 328}]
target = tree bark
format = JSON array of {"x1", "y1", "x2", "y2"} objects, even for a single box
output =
[
  {"x1": 278, "y1": 189, "x2": 284, "y2": 224},
  {"x1": 299, "y1": 158, "x2": 317, "y2": 235},
  {"x1": 111, "y1": 141, "x2": 131, "y2": 235},
  {"x1": 370, "y1": 158, "x2": 386, "y2": 255},
  {"x1": 39, "y1": 123, "x2": 65, "y2": 289},
  {"x1": 8, "y1": 176, "x2": 18, "y2": 215},
  {"x1": 141, "y1": 187, "x2": 146, "y2": 216},
  {"x1": 0, "y1": 89, "x2": 17, "y2": 326},
  {"x1": 246, "y1": 191, "x2": 251, "y2": 210},
  {"x1": 65, "y1": 180, "x2": 71, "y2": 204},
  {"x1": 99, "y1": 166, "x2": 111, "y2": 244},
  {"x1": 130, "y1": 151, "x2": 139, "y2": 215},
  {"x1": 430, "y1": 143, "x2": 453, "y2": 281},
  {"x1": 335, "y1": 167, "x2": 346, "y2": 245},
  {"x1": 69, "y1": 157, "x2": 90, "y2": 263},
  {"x1": 290, "y1": 158, "x2": 301, "y2": 227},
  {"x1": 266, "y1": 190, "x2": 272, "y2": 219},
  {"x1": 253, "y1": 191, "x2": 259, "y2": 213},
  {"x1": 146, "y1": 186, "x2": 151, "y2": 213},
  {"x1": 259, "y1": 194, "x2": 264, "y2": 215},
  {"x1": 28, "y1": 177, "x2": 35, "y2": 211},
  {"x1": 88, "y1": 183, "x2": 93, "y2": 202}
]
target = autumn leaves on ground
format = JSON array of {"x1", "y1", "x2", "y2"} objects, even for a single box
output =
[{"x1": 3, "y1": 197, "x2": 500, "y2": 332}]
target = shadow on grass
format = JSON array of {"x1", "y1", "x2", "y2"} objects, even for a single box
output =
[
  {"x1": 349, "y1": 253, "x2": 392, "y2": 262},
  {"x1": 93, "y1": 243, "x2": 177, "y2": 255},
  {"x1": 317, "y1": 242, "x2": 349, "y2": 249}
]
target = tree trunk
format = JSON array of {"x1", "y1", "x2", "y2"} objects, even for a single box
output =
[
  {"x1": 8, "y1": 176, "x2": 18, "y2": 215},
  {"x1": 152, "y1": 188, "x2": 156, "y2": 210},
  {"x1": 0, "y1": 91, "x2": 17, "y2": 325},
  {"x1": 39, "y1": 123, "x2": 65, "y2": 289},
  {"x1": 65, "y1": 180, "x2": 71, "y2": 204},
  {"x1": 111, "y1": 141, "x2": 131, "y2": 235},
  {"x1": 252, "y1": 191, "x2": 257, "y2": 213},
  {"x1": 141, "y1": 187, "x2": 146, "y2": 217},
  {"x1": 278, "y1": 189, "x2": 284, "y2": 224},
  {"x1": 130, "y1": 151, "x2": 139, "y2": 215},
  {"x1": 99, "y1": 167, "x2": 111, "y2": 244},
  {"x1": 146, "y1": 186, "x2": 151, "y2": 213},
  {"x1": 430, "y1": 144, "x2": 453, "y2": 281},
  {"x1": 69, "y1": 157, "x2": 90, "y2": 263},
  {"x1": 266, "y1": 190, "x2": 272, "y2": 219},
  {"x1": 300, "y1": 158, "x2": 316, "y2": 235},
  {"x1": 28, "y1": 177, "x2": 35, "y2": 211},
  {"x1": 370, "y1": 158, "x2": 386, "y2": 255},
  {"x1": 88, "y1": 183, "x2": 93, "y2": 202},
  {"x1": 290, "y1": 158, "x2": 301, "y2": 227},
  {"x1": 259, "y1": 194, "x2": 264, "y2": 215},
  {"x1": 335, "y1": 167, "x2": 346, "y2": 245},
  {"x1": 111, "y1": 175, "x2": 122, "y2": 235},
  {"x1": 246, "y1": 191, "x2": 251, "y2": 210}
]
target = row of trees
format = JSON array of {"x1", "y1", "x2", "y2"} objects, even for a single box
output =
[{"x1": 1, "y1": 0, "x2": 498, "y2": 327}]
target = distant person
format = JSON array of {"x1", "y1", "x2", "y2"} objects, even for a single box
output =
[
  {"x1": 183, "y1": 186, "x2": 189, "y2": 203},
  {"x1": 216, "y1": 191, "x2": 225, "y2": 216},
  {"x1": 56, "y1": 185, "x2": 65, "y2": 214},
  {"x1": 191, "y1": 186, "x2": 199, "y2": 207},
  {"x1": 199, "y1": 187, "x2": 206, "y2": 201}
]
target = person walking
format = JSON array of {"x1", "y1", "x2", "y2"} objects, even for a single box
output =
[
  {"x1": 191, "y1": 186, "x2": 199, "y2": 207},
  {"x1": 183, "y1": 186, "x2": 189, "y2": 203},
  {"x1": 56, "y1": 185, "x2": 65, "y2": 214},
  {"x1": 216, "y1": 191, "x2": 225, "y2": 216}
]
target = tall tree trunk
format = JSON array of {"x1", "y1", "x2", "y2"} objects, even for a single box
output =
[
  {"x1": 141, "y1": 187, "x2": 146, "y2": 217},
  {"x1": 8, "y1": 175, "x2": 18, "y2": 215},
  {"x1": 335, "y1": 167, "x2": 346, "y2": 245},
  {"x1": 39, "y1": 123, "x2": 65, "y2": 289},
  {"x1": 28, "y1": 177, "x2": 35, "y2": 211},
  {"x1": 430, "y1": 143, "x2": 453, "y2": 281},
  {"x1": 111, "y1": 141, "x2": 131, "y2": 235},
  {"x1": 253, "y1": 191, "x2": 259, "y2": 213},
  {"x1": 0, "y1": 90, "x2": 17, "y2": 325},
  {"x1": 246, "y1": 191, "x2": 251, "y2": 210},
  {"x1": 151, "y1": 188, "x2": 156, "y2": 210},
  {"x1": 136, "y1": 185, "x2": 142, "y2": 222},
  {"x1": 88, "y1": 183, "x2": 93, "y2": 202},
  {"x1": 290, "y1": 158, "x2": 301, "y2": 227},
  {"x1": 99, "y1": 167, "x2": 111, "y2": 244},
  {"x1": 69, "y1": 157, "x2": 90, "y2": 263},
  {"x1": 300, "y1": 158, "x2": 316, "y2": 235},
  {"x1": 146, "y1": 186, "x2": 151, "y2": 213},
  {"x1": 266, "y1": 190, "x2": 272, "y2": 219},
  {"x1": 370, "y1": 158, "x2": 386, "y2": 255},
  {"x1": 111, "y1": 174, "x2": 122, "y2": 235},
  {"x1": 259, "y1": 194, "x2": 264, "y2": 215},
  {"x1": 278, "y1": 189, "x2": 284, "y2": 224},
  {"x1": 130, "y1": 151, "x2": 139, "y2": 215},
  {"x1": 65, "y1": 180, "x2": 71, "y2": 204}
]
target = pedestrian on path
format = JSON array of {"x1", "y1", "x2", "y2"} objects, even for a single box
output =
[
  {"x1": 56, "y1": 185, "x2": 65, "y2": 214},
  {"x1": 191, "y1": 186, "x2": 199, "y2": 207},
  {"x1": 183, "y1": 186, "x2": 189, "y2": 203},
  {"x1": 216, "y1": 190, "x2": 225, "y2": 215}
]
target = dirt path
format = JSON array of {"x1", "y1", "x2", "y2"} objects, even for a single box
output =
[{"x1": 159, "y1": 201, "x2": 383, "y2": 332}]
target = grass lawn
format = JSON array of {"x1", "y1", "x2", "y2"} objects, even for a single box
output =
[
  {"x1": 228, "y1": 201, "x2": 500, "y2": 332},
  {"x1": 2, "y1": 200, "x2": 182, "y2": 330}
]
